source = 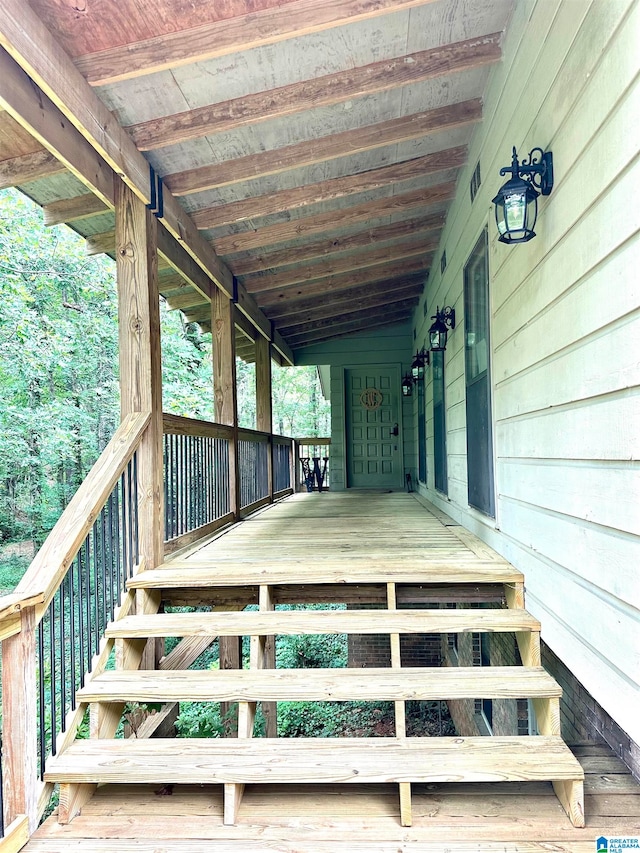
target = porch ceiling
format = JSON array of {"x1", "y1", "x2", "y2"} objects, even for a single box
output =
[{"x1": 0, "y1": 0, "x2": 513, "y2": 353}]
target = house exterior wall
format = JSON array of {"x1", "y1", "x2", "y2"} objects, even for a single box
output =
[
  {"x1": 410, "y1": 0, "x2": 640, "y2": 749},
  {"x1": 296, "y1": 323, "x2": 415, "y2": 490}
]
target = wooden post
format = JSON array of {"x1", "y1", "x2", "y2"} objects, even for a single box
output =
[
  {"x1": 255, "y1": 335, "x2": 273, "y2": 500},
  {"x1": 219, "y1": 636, "x2": 241, "y2": 737},
  {"x1": 115, "y1": 179, "x2": 164, "y2": 571},
  {"x1": 212, "y1": 291, "x2": 239, "y2": 519},
  {"x1": 2, "y1": 607, "x2": 38, "y2": 832},
  {"x1": 387, "y1": 583, "x2": 412, "y2": 827}
]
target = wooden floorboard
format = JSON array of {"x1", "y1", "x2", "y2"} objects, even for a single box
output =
[
  {"x1": 27, "y1": 494, "x2": 640, "y2": 850},
  {"x1": 77, "y1": 665, "x2": 562, "y2": 703},
  {"x1": 27, "y1": 752, "x2": 640, "y2": 851},
  {"x1": 105, "y1": 608, "x2": 540, "y2": 638}
]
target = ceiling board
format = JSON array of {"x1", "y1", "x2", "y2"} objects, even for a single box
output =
[{"x1": 5, "y1": 0, "x2": 514, "y2": 351}]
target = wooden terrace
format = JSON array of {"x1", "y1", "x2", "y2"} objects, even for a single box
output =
[{"x1": 16, "y1": 491, "x2": 640, "y2": 852}]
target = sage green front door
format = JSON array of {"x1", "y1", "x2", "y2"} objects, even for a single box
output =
[{"x1": 345, "y1": 367, "x2": 403, "y2": 488}]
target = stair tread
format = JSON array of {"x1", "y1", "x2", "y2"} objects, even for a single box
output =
[
  {"x1": 77, "y1": 665, "x2": 562, "y2": 703},
  {"x1": 44, "y1": 736, "x2": 584, "y2": 785},
  {"x1": 105, "y1": 608, "x2": 540, "y2": 638},
  {"x1": 128, "y1": 560, "x2": 522, "y2": 589}
]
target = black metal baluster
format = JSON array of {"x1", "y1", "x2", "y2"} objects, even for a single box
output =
[
  {"x1": 69, "y1": 563, "x2": 77, "y2": 712},
  {"x1": 59, "y1": 582, "x2": 68, "y2": 733},
  {"x1": 77, "y1": 550, "x2": 86, "y2": 688},
  {"x1": 48, "y1": 597, "x2": 57, "y2": 755}
]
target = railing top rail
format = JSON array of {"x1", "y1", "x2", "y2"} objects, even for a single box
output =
[
  {"x1": 296, "y1": 437, "x2": 331, "y2": 445},
  {"x1": 162, "y1": 412, "x2": 233, "y2": 440},
  {"x1": 15, "y1": 411, "x2": 150, "y2": 621},
  {"x1": 237, "y1": 427, "x2": 270, "y2": 442},
  {"x1": 272, "y1": 434, "x2": 294, "y2": 445}
]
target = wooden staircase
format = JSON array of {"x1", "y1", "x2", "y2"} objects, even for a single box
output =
[{"x1": 43, "y1": 493, "x2": 585, "y2": 830}]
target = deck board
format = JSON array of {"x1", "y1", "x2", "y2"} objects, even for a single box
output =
[
  {"x1": 26, "y1": 752, "x2": 640, "y2": 850},
  {"x1": 44, "y1": 736, "x2": 583, "y2": 785},
  {"x1": 27, "y1": 494, "x2": 640, "y2": 850},
  {"x1": 105, "y1": 608, "x2": 540, "y2": 638},
  {"x1": 77, "y1": 666, "x2": 562, "y2": 703}
]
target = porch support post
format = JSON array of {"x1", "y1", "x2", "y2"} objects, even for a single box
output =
[
  {"x1": 1, "y1": 606, "x2": 38, "y2": 832},
  {"x1": 212, "y1": 290, "x2": 239, "y2": 519},
  {"x1": 115, "y1": 179, "x2": 164, "y2": 573},
  {"x1": 255, "y1": 334, "x2": 273, "y2": 501}
]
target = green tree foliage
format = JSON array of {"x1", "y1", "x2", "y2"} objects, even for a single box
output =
[
  {"x1": 0, "y1": 190, "x2": 330, "y2": 574},
  {"x1": 0, "y1": 190, "x2": 119, "y2": 546}
]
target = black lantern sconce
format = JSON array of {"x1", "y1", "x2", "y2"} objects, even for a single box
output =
[
  {"x1": 401, "y1": 373, "x2": 414, "y2": 397},
  {"x1": 492, "y1": 146, "x2": 554, "y2": 244},
  {"x1": 411, "y1": 347, "x2": 430, "y2": 381},
  {"x1": 429, "y1": 306, "x2": 456, "y2": 352}
]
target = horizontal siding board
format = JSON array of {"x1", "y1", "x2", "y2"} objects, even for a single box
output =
[
  {"x1": 499, "y1": 499, "x2": 640, "y2": 608},
  {"x1": 494, "y1": 315, "x2": 640, "y2": 420},
  {"x1": 525, "y1": 588, "x2": 640, "y2": 747},
  {"x1": 493, "y1": 237, "x2": 640, "y2": 385},
  {"x1": 496, "y1": 392, "x2": 639, "y2": 461},
  {"x1": 497, "y1": 459, "x2": 640, "y2": 537}
]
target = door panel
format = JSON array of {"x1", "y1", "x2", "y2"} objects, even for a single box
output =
[{"x1": 346, "y1": 368, "x2": 402, "y2": 488}]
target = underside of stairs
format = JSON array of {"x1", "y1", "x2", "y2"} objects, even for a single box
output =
[{"x1": 40, "y1": 491, "x2": 589, "y2": 843}]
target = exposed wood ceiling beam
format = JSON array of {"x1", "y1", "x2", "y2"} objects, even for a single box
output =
[
  {"x1": 290, "y1": 313, "x2": 410, "y2": 350},
  {"x1": 255, "y1": 260, "x2": 428, "y2": 308},
  {"x1": 43, "y1": 193, "x2": 109, "y2": 226},
  {"x1": 165, "y1": 99, "x2": 482, "y2": 197},
  {"x1": 240, "y1": 238, "x2": 437, "y2": 292},
  {"x1": 265, "y1": 283, "x2": 423, "y2": 327},
  {"x1": 0, "y1": 48, "x2": 114, "y2": 206},
  {"x1": 0, "y1": 2, "x2": 293, "y2": 365},
  {"x1": 216, "y1": 182, "x2": 454, "y2": 256},
  {"x1": 231, "y1": 213, "x2": 444, "y2": 276},
  {"x1": 85, "y1": 230, "x2": 115, "y2": 256},
  {"x1": 128, "y1": 35, "x2": 501, "y2": 151},
  {"x1": 191, "y1": 149, "x2": 463, "y2": 231},
  {"x1": 265, "y1": 277, "x2": 425, "y2": 322},
  {"x1": 280, "y1": 294, "x2": 419, "y2": 337},
  {"x1": 287, "y1": 305, "x2": 414, "y2": 348},
  {"x1": 73, "y1": 0, "x2": 440, "y2": 87},
  {"x1": 0, "y1": 148, "x2": 65, "y2": 189}
]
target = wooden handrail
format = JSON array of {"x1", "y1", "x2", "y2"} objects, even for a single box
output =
[
  {"x1": 162, "y1": 412, "x2": 233, "y2": 440},
  {"x1": 15, "y1": 411, "x2": 150, "y2": 620},
  {"x1": 296, "y1": 437, "x2": 331, "y2": 446}
]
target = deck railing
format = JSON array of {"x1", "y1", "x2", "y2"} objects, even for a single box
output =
[{"x1": 0, "y1": 410, "x2": 294, "y2": 843}]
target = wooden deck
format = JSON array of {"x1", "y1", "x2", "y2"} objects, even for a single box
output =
[
  {"x1": 29, "y1": 492, "x2": 640, "y2": 850},
  {"x1": 27, "y1": 745, "x2": 640, "y2": 851}
]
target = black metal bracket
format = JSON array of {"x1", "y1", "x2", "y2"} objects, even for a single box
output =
[
  {"x1": 499, "y1": 146, "x2": 554, "y2": 196},
  {"x1": 146, "y1": 165, "x2": 164, "y2": 218},
  {"x1": 232, "y1": 275, "x2": 239, "y2": 304}
]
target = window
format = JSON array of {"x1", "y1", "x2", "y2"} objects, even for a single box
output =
[
  {"x1": 433, "y1": 350, "x2": 447, "y2": 494},
  {"x1": 418, "y1": 375, "x2": 426, "y2": 483},
  {"x1": 464, "y1": 229, "x2": 495, "y2": 517}
]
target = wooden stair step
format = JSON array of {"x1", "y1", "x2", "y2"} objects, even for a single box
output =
[
  {"x1": 44, "y1": 736, "x2": 584, "y2": 786},
  {"x1": 128, "y1": 560, "x2": 523, "y2": 589},
  {"x1": 105, "y1": 608, "x2": 540, "y2": 639},
  {"x1": 77, "y1": 666, "x2": 562, "y2": 704}
]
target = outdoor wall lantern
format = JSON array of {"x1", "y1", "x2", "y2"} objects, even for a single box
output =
[
  {"x1": 492, "y1": 146, "x2": 554, "y2": 244},
  {"x1": 429, "y1": 306, "x2": 456, "y2": 352},
  {"x1": 411, "y1": 347, "x2": 430, "y2": 381},
  {"x1": 401, "y1": 374, "x2": 414, "y2": 397}
]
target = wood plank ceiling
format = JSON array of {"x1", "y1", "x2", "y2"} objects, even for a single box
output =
[{"x1": 0, "y1": 0, "x2": 513, "y2": 355}]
